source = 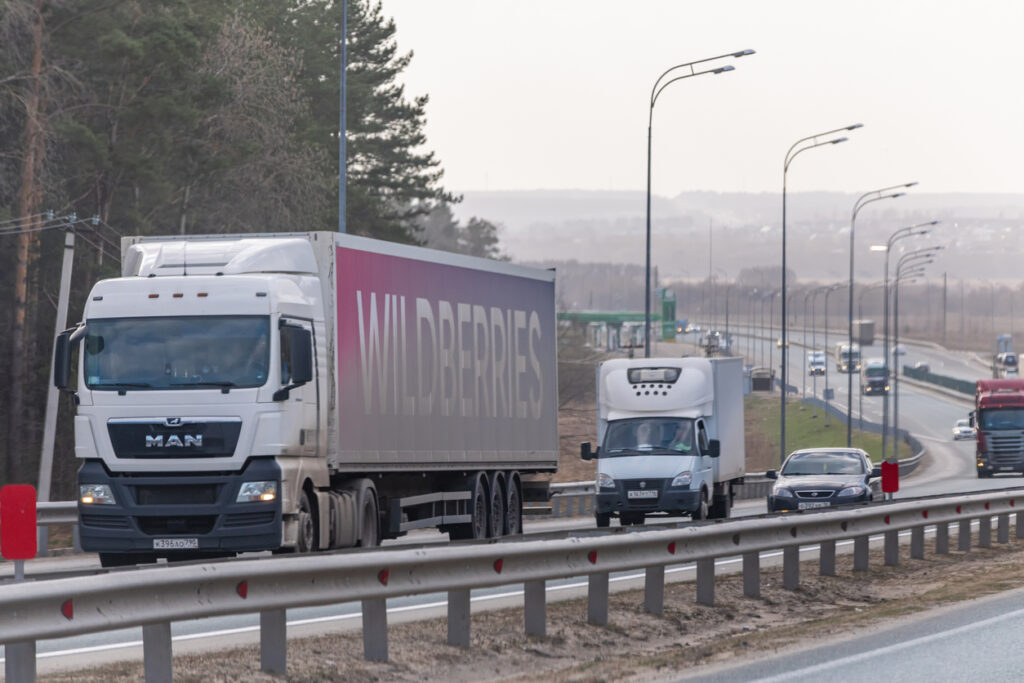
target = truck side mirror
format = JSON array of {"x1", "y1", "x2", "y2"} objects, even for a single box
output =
[
  {"x1": 580, "y1": 442, "x2": 593, "y2": 460},
  {"x1": 969, "y1": 411, "x2": 975, "y2": 428},
  {"x1": 54, "y1": 325, "x2": 86, "y2": 391},
  {"x1": 766, "y1": 470, "x2": 778, "y2": 480},
  {"x1": 706, "y1": 439, "x2": 721, "y2": 458},
  {"x1": 274, "y1": 325, "x2": 313, "y2": 401}
]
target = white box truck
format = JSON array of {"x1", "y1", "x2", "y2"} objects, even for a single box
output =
[
  {"x1": 55, "y1": 232, "x2": 559, "y2": 566},
  {"x1": 580, "y1": 356, "x2": 745, "y2": 525}
]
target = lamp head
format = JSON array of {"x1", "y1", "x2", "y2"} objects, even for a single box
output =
[
  {"x1": 928, "y1": 220, "x2": 940, "y2": 226},
  {"x1": 904, "y1": 181, "x2": 919, "y2": 188},
  {"x1": 733, "y1": 49, "x2": 756, "y2": 57},
  {"x1": 832, "y1": 137, "x2": 848, "y2": 145},
  {"x1": 870, "y1": 245, "x2": 887, "y2": 252},
  {"x1": 713, "y1": 65, "x2": 736, "y2": 74},
  {"x1": 846, "y1": 123, "x2": 864, "y2": 131},
  {"x1": 889, "y1": 192, "x2": 905, "y2": 199}
]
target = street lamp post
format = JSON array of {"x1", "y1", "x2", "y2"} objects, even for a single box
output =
[
  {"x1": 880, "y1": 221, "x2": 937, "y2": 461},
  {"x1": 824, "y1": 284, "x2": 845, "y2": 427},
  {"x1": 781, "y1": 124, "x2": 861, "y2": 463},
  {"x1": 846, "y1": 182, "x2": 916, "y2": 445},
  {"x1": 643, "y1": 49, "x2": 755, "y2": 357}
]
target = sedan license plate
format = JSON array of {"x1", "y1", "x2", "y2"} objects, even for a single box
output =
[
  {"x1": 797, "y1": 502, "x2": 830, "y2": 510},
  {"x1": 627, "y1": 490, "x2": 658, "y2": 499},
  {"x1": 153, "y1": 538, "x2": 199, "y2": 550}
]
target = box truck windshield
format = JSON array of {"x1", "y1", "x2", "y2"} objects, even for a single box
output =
[
  {"x1": 603, "y1": 417, "x2": 694, "y2": 454},
  {"x1": 84, "y1": 316, "x2": 271, "y2": 390}
]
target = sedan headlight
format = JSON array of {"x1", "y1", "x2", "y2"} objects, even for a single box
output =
[
  {"x1": 80, "y1": 484, "x2": 116, "y2": 505},
  {"x1": 670, "y1": 471, "x2": 692, "y2": 488},
  {"x1": 597, "y1": 472, "x2": 616, "y2": 489},
  {"x1": 773, "y1": 487, "x2": 793, "y2": 498},
  {"x1": 837, "y1": 485, "x2": 867, "y2": 498},
  {"x1": 236, "y1": 480, "x2": 277, "y2": 503}
]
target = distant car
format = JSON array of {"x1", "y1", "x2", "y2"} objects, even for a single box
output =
[
  {"x1": 953, "y1": 418, "x2": 975, "y2": 440},
  {"x1": 766, "y1": 448, "x2": 881, "y2": 513},
  {"x1": 913, "y1": 361, "x2": 930, "y2": 373},
  {"x1": 776, "y1": 338, "x2": 790, "y2": 348},
  {"x1": 893, "y1": 344, "x2": 907, "y2": 356},
  {"x1": 808, "y1": 351, "x2": 826, "y2": 376}
]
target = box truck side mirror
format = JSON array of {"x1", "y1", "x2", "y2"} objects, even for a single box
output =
[
  {"x1": 580, "y1": 442, "x2": 599, "y2": 461},
  {"x1": 706, "y1": 439, "x2": 721, "y2": 458}
]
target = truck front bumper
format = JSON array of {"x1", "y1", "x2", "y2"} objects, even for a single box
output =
[
  {"x1": 977, "y1": 456, "x2": 1024, "y2": 475},
  {"x1": 77, "y1": 457, "x2": 282, "y2": 555},
  {"x1": 596, "y1": 488, "x2": 701, "y2": 515}
]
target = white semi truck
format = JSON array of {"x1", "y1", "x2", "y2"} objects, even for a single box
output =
[
  {"x1": 580, "y1": 356, "x2": 745, "y2": 525},
  {"x1": 55, "y1": 232, "x2": 559, "y2": 566}
]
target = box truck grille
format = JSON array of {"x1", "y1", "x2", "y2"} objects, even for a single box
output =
[{"x1": 137, "y1": 516, "x2": 217, "y2": 535}]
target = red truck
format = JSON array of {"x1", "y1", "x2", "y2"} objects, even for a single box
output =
[{"x1": 971, "y1": 379, "x2": 1024, "y2": 477}]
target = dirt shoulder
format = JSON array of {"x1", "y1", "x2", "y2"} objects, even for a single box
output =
[{"x1": 45, "y1": 538, "x2": 1024, "y2": 682}]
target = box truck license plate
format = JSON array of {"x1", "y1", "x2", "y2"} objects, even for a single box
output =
[
  {"x1": 627, "y1": 490, "x2": 658, "y2": 499},
  {"x1": 153, "y1": 538, "x2": 199, "y2": 550},
  {"x1": 797, "y1": 502, "x2": 830, "y2": 510}
]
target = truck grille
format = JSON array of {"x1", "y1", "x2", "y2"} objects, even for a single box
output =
[
  {"x1": 133, "y1": 485, "x2": 218, "y2": 505},
  {"x1": 223, "y1": 511, "x2": 276, "y2": 528},
  {"x1": 108, "y1": 418, "x2": 242, "y2": 458},
  {"x1": 137, "y1": 516, "x2": 217, "y2": 535},
  {"x1": 80, "y1": 514, "x2": 131, "y2": 529},
  {"x1": 988, "y1": 433, "x2": 1024, "y2": 464}
]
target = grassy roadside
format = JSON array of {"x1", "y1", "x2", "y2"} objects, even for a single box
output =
[{"x1": 745, "y1": 394, "x2": 911, "y2": 469}]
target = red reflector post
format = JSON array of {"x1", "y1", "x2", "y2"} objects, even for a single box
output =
[
  {"x1": 61, "y1": 600, "x2": 74, "y2": 620},
  {"x1": 881, "y1": 461, "x2": 899, "y2": 494},
  {"x1": 0, "y1": 485, "x2": 37, "y2": 560}
]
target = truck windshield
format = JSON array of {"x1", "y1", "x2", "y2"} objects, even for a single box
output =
[
  {"x1": 979, "y1": 408, "x2": 1024, "y2": 430},
  {"x1": 602, "y1": 418, "x2": 695, "y2": 455},
  {"x1": 865, "y1": 367, "x2": 887, "y2": 379},
  {"x1": 84, "y1": 316, "x2": 270, "y2": 390}
]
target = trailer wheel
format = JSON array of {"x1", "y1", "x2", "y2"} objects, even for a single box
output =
[
  {"x1": 488, "y1": 473, "x2": 506, "y2": 538},
  {"x1": 297, "y1": 489, "x2": 318, "y2": 553},
  {"x1": 357, "y1": 488, "x2": 379, "y2": 547},
  {"x1": 450, "y1": 475, "x2": 489, "y2": 541},
  {"x1": 505, "y1": 476, "x2": 523, "y2": 535}
]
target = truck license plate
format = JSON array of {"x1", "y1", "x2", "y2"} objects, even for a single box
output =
[
  {"x1": 153, "y1": 538, "x2": 199, "y2": 550},
  {"x1": 1001, "y1": 466, "x2": 1015, "y2": 471},
  {"x1": 627, "y1": 490, "x2": 658, "y2": 499},
  {"x1": 797, "y1": 502, "x2": 830, "y2": 510}
]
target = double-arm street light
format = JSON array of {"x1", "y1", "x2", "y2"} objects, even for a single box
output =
[
  {"x1": 643, "y1": 49, "x2": 755, "y2": 356},
  {"x1": 846, "y1": 182, "x2": 916, "y2": 446},
  {"x1": 879, "y1": 221, "x2": 939, "y2": 461},
  {"x1": 780, "y1": 124, "x2": 862, "y2": 463}
]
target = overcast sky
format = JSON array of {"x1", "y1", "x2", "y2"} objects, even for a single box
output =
[{"x1": 383, "y1": 0, "x2": 1024, "y2": 196}]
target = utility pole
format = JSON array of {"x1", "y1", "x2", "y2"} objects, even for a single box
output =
[{"x1": 943, "y1": 272, "x2": 947, "y2": 346}]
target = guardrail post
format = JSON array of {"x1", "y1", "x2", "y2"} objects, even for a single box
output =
[
  {"x1": 552, "y1": 496, "x2": 562, "y2": 516},
  {"x1": 998, "y1": 514, "x2": 1010, "y2": 544},
  {"x1": 260, "y1": 609, "x2": 287, "y2": 674},
  {"x1": 742, "y1": 551, "x2": 760, "y2": 597},
  {"x1": 819, "y1": 540, "x2": 836, "y2": 576},
  {"x1": 958, "y1": 519, "x2": 972, "y2": 552},
  {"x1": 361, "y1": 598, "x2": 388, "y2": 662},
  {"x1": 524, "y1": 580, "x2": 546, "y2": 637},
  {"x1": 5, "y1": 641, "x2": 36, "y2": 683},
  {"x1": 884, "y1": 530, "x2": 899, "y2": 566},
  {"x1": 447, "y1": 589, "x2": 471, "y2": 648},
  {"x1": 783, "y1": 546, "x2": 799, "y2": 589},
  {"x1": 853, "y1": 536, "x2": 869, "y2": 571},
  {"x1": 142, "y1": 622, "x2": 173, "y2": 683},
  {"x1": 588, "y1": 573, "x2": 609, "y2": 625},
  {"x1": 910, "y1": 527, "x2": 925, "y2": 559},
  {"x1": 73, "y1": 524, "x2": 82, "y2": 553},
  {"x1": 696, "y1": 558, "x2": 715, "y2": 606},
  {"x1": 644, "y1": 566, "x2": 665, "y2": 616},
  {"x1": 1017, "y1": 511, "x2": 1024, "y2": 539},
  {"x1": 979, "y1": 516, "x2": 992, "y2": 548},
  {"x1": 936, "y1": 522, "x2": 949, "y2": 554}
]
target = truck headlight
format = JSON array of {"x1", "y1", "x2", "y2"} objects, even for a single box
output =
[
  {"x1": 670, "y1": 471, "x2": 692, "y2": 487},
  {"x1": 80, "y1": 484, "x2": 116, "y2": 505},
  {"x1": 837, "y1": 485, "x2": 867, "y2": 498},
  {"x1": 773, "y1": 487, "x2": 794, "y2": 498},
  {"x1": 237, "y1": 481, "x2": 277, "y2": 502},
  {"x1": 597, "y1": 472, "x2": 616, "y2": 489}
]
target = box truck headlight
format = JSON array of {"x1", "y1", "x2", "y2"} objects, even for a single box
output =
[
  {"x1": 80, "y1": 484, "x2": 116, "y2": 505},
  {"x1": 237, "y1": 481, "x2": 277, "y2": 503},
  {"x1": 837, "y1": 485, "x2": 867, "y2": 498},
  {"x1": 597, "y1": 472, "x2": 616, "y2": 489},
  {"x1": 670, "y1": 471, "x2": 692, "y2": 487},
  {"x1": 773, "y1": 487, "x2": 793, "y2": 498}
]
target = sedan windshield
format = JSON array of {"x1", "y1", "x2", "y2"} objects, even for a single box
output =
[
  {"x1": 84, "y1": 316, "x2": 270, "y2": 390},
  {"x1": 603, "y1": 418, "x2": 695, "y2": 455},
  {"x1": 781, "y1": 452, "x2": 867, "y2": 476},
  {"x1": 979, "y1": 408, "x2": 1024, "y2": 430}
]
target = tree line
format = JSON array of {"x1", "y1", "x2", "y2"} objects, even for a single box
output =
[{"x1": 0, "y1": 0, "x2": 503, "y2": 490}]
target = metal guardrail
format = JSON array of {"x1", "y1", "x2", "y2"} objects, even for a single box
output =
[
  {"x1": 903, "y1": 364, "x2": 975, "y2": 395},
  {"x1": 5, "y1": 487, "x2": 1024, "y2": 681}
]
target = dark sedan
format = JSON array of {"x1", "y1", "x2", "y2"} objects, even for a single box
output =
[{"x1": 766, "y1": 448, "x2": 881, "y2": 513}]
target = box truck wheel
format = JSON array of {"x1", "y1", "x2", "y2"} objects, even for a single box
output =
[{"x1": 692, "y1": 489, "x2": 709, "y2": 520}]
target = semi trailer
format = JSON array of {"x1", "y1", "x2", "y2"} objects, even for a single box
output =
[{"x1": 56, "y1": 232, "x2": 559, "y2": 566}]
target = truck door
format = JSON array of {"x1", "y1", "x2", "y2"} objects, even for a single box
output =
[{"x1": 280, "y1": 317, "x2": 319, "y2": 457}]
